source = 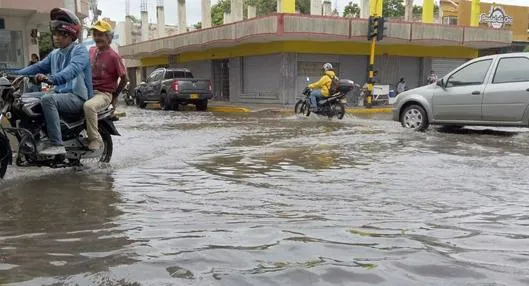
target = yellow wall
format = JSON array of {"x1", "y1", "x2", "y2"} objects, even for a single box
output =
[
  {"x1": 443, "y1": 0, "x2": 529, "y2": 42},
  {"x1": 139, "y1": 41, "x2": 478, "y2": 67}
]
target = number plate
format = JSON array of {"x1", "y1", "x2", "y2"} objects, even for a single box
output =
[{"x1": 191, "y1": 94, "x2": 199, "y2": 99}]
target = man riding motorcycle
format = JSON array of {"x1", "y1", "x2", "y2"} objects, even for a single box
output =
[
  {"x1": 84, "y1": 19, "x2": 127, "y2": 150},
  {"x1": 306, "y1": 63, "x2": 338, "y2": 112},
  {"x1": 14, "y1": 7, "x2": 92, "y2": 156}
]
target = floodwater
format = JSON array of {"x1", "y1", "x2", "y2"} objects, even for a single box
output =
[{"x1": 1, "y1": 107, "x2": 529, "y2": 285}]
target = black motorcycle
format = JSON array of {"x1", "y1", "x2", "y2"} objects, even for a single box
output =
[
  {"x1": 122, "y1": 82, "x2": 134, "y2": 106},
  {"x1": 295, "y1": 79, "x2": 358, "y2": 120},
  {"x1": 0, "y1": 75, "x2": 120, "y2": 179}
]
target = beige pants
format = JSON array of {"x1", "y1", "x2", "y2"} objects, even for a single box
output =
[{"x1": 84, "y1": 91, "x2": 112, "y2": 142}]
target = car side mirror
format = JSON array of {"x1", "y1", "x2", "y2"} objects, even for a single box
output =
[{"x1": 437, "y1": 78, "x2": 444, "y2": 88}]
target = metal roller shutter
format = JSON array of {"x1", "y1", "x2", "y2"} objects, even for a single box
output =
[
  {"x1": 432, "y1": 58, "x2": 468, "y2": 78},
  {"x1": 242, "y1": 55, "x2": 281, "y2": 95}
]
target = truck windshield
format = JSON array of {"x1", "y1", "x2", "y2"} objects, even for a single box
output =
[{"x1": 165, "y1": 71, "x2": 194, "y2": 79}]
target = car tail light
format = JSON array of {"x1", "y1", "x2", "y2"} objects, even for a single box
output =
[
  {"x1": 172, "y1": 81, "x2": 179, "y2": 92},
  {"x1": 208, "y1": 81, "x2": 212, "y2": 92}
]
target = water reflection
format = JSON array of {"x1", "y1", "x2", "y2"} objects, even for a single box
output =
[
  {"x1": 0, "y1": 172, "x2": 137, "y2": 285},
  {"x1": 1, "y1": 108, "x2": 529, "y2": 285}
]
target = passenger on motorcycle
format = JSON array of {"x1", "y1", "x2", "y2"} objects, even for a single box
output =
[
  {"x1": 307, "y1": 63, "x2": 338, "y2": 112},
  {"x1": 84, "y1": 19, "x2": 127, "y2": 150},
  {"x1": 14, "y1": 8, "x2": 92, "y2": 156}
]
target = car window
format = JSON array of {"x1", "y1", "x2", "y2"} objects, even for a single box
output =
[
  {"x1": 493, "y1": 57, "x2": 529, "y2": 84},
  {"x1": 447, "y1": 59, "x2": 492, "y2": 87},
  {"x1": 147, "y1": 71, "x2": 160, "y2": 82},
  {"x1": 164, "y1": 71, "x2": 194, "y2": 78},
  {"x1": 154, "y1": 70, "x2": 164, "y2": 81}
]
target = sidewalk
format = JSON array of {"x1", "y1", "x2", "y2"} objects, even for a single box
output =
[{"x1": 208, "y1": 101, "x2": 393, "y2": 114}]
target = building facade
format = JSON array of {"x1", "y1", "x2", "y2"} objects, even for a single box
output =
[
  {"x1": 0, "y1": 0, "x2": 89, "y2": 70},
  {"x1": 441, "y1": 0, "x2": 529, "y2": 53},
  {"x1": 119, "y1": 1, "x2": 513, "y2": 105}
]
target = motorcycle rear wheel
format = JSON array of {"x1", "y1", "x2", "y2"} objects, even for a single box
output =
[
  {"x1": 69, "y1": 126, "x2": 113, "y2": 166},
  {"x1": 334, "y1": 102, "x2": 345, "y2": 120}
]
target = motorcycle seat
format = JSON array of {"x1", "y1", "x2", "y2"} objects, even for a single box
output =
[{"x1": 61, "y1": 108, "x2": 113, "y2": 124}]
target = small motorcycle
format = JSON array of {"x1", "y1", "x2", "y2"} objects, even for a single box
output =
[
  {"x1": 122, "y1": 82, "x2": 134, "y2": 106},
  {"x1": 0, "y1": 75, "x2": 120, "y2": 179},
  {"x1": 295, "y1": 78, "x2": 359, "y2": 120}
]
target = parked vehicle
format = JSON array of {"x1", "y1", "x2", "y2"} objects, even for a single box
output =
[
  {"x1": 295, "y1": 78, "x2": 359, "y2": 120},
  {"x1": 0, "y1": 75, "x2": 120, "y2": 179},
  {"x1": 134, "y1": 68, "x2": 212, "y2": 111},
  {"x1": 122, "y1": 81, "x2": 134, "y2": 106},
  {"x1": 393, "y1": 52, "x2": 529, "y2": 131}
]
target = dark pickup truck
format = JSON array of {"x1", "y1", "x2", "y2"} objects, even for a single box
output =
[{"x1": 134, "y1": 68, "x2": 212, "y2": 111}]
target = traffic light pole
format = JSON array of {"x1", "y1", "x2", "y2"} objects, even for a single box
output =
[{"x1": 366, "y1": 35, "x2": 376, "y2": 109}]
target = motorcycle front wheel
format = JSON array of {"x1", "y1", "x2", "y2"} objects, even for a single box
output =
[{"x1": 0, "y1": 135, "x2": 12, "y2": 179}]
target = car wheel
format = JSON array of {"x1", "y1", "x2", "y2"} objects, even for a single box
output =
[
  {"x1": 160, "y1": 93, "x2": 171, "y2": 110},
  {"x1": 196, "y1": 99, "x2": 208, "y2": 111},
  {"x1": 136, "y1": 92, "x2": 147, "y2": 109},
  {"x1": 401, "y1": 104, "x2": 429, "y2": 131}
]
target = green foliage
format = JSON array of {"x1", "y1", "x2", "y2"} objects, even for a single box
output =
[
  {"x1": 38, "y1": 32, "x2": 54, "y2": 59},
  {"x1": 343, "y1": 2, "x2": 360, "y2": 18}
]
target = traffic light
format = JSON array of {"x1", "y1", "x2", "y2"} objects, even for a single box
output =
[
  {"x1": 368, "y1": 16, "x2": 386, "y2": 41},
  {"x1": 376, "y1": 17, "x2": 386, "y2": 41}
]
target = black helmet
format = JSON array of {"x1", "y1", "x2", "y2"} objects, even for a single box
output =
[{"x1": 50, "y1": 8, "x2": 81, "y2": 41}]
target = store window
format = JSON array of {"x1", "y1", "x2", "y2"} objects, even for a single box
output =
[
  {"x1": 297, "y1": 62, "x2": 340, "y2": 77},
  {"x1": 442, "y1": 16, "x2": 458, "y2": 25},
  {"x1": 0, "y1": 30, "x2": 24, "y2": 69}
]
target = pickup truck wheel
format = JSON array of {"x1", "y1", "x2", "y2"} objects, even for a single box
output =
[
  {"x1": 401, "y1": 104, "x2": 429, "y2": 131},
  {"x1": 196, "y1": 99, "x2": 208, "y2": 111},
  {"x1": 136, "y1": 92, "x2": 147, "y2": 109},
  {"x1": 160, "y1": 93, "x2": 171, "y2": 111}
]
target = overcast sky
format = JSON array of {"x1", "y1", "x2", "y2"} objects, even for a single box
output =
[{"x1": 98, "y1": 0, "x2": 529, "y2": 26}]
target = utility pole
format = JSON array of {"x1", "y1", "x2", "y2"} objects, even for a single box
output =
[{"x1": 366, "y1": 0, "x2": 385, "y2": 108}]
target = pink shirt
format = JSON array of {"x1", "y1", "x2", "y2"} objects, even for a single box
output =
[{"x1": 90, "y1": 46, "x2": 126, "y2": 93}]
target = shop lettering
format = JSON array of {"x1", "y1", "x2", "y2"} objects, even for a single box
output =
[{"x1": 480, "y1": 6, "x2": 513, "y2": 29}]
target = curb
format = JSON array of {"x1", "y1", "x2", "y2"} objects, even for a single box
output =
[
  {"x1": 346, "y1": 108, "x2": 392, "y2": 114},
  {"x1": 208, "y1": 106, "x2": 252, "y2": 113}
]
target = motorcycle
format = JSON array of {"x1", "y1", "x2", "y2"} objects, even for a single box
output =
[
  {"x1": 0, "y1": 75, "x2": 120, "y2": 179},
  {"x1": 295, "y1": 78, "x2": 359, "y2": 120},
  {"x1": 122, "y1": 82, "x2": 134, "y2": 106}
]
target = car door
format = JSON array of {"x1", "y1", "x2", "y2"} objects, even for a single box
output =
[
  {"x1": 151, "y1": 70, "x2": 165, "y2": 99},
  {"x1": 146, "y1": 70, "x2": 162, "y2": 100},
  {"x1": 433, "y1": 59, "x2": 493, "y2": 121},
  {"x1": 482, "y1": 56, "x2": 529, "y2": 122},
  {"x1": 143, "y1": 70, "x2": 157, "y2": 99}
]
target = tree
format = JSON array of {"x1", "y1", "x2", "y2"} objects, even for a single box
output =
[
  {"x1": 193, "y1": 22, "x2": 202, "y2": 29},
  {"x1": 211, "y1": 0, "x2": 230, "y2": 26},
  {"x1": 412, "y1": 4, "x2": 440, "y2": 18},
  {"x1": 38, "y1": 32, "x2": 53, "y2": 59},
  {"x1": 383, "y1": 0, "x2": 405, "y2": 18},
  {"x1": 343, "y1": 2, "x2": 360, "y2": 18},
  {"x1": 296, "y1": 0, "x2": 310, "y2": 14}
]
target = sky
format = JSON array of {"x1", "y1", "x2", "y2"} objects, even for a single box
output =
[{"x1": 98, "y1": 0, "x2": 529, "y2": 26}]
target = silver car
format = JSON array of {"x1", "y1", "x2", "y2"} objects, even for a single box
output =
[{"x1": 393, "y1": 52, "x2": 529, "y2": 131}]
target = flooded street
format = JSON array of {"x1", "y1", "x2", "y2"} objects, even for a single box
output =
[{"x1": 1, "y1": 106, "x2": 529, "y2": 285}]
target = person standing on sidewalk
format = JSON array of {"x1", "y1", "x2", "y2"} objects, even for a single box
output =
[{"x1": 84, "y1": 19, "x2": 127, "y2": 150}]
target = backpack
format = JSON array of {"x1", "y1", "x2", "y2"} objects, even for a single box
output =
[{"x1": 327, "y1": 74, "x2": 340, "y2": 94}]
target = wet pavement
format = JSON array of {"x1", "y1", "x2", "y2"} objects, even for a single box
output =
[{"x1": 1, "y1": 106, "x2": 529, "y2": 285}]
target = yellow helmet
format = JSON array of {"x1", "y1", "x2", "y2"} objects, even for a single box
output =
[{"x1": 91, "y1": 19, "x2": 113, "y2": 33}]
